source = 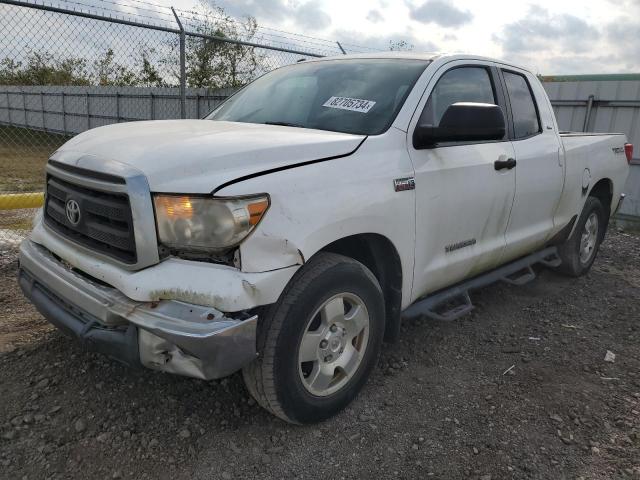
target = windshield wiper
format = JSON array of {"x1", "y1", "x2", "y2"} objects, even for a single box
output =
[{"x1": 264, "y1": 121, "x2": 306, "y2": 128}]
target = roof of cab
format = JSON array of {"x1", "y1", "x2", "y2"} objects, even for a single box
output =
[
  {"x1": 311, "y1": 51, "x2": 443, "y2": 61},
  {"x1": 303, "y1": 51, "x2": 529, "y2": 73}
]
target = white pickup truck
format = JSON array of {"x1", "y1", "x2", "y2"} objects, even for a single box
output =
[{"x1": 19, "y1": 53, "x2": 631, "y2": 424}]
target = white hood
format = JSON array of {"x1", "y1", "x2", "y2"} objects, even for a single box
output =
[{"x1": 53, "y1": 120, "x2": 365, "y2": 193}]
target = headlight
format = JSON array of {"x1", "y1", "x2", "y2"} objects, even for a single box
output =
[{"x1": 153, "y1": 194, "x2": 269, "y2": 252}]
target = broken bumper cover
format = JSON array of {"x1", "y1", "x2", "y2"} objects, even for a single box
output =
[{"x1": 18, "y1": 239, "x2": 257, "y2": 380}]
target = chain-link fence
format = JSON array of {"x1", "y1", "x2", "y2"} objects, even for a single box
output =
[{"x1": 0, "y1": 0, "x2": 371, "y2": 253}]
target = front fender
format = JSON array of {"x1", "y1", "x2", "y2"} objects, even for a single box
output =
[{"x1": 217, "y1": 131, "x2": 417, "y2": 309}]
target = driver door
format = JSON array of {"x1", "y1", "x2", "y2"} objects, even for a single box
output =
[{"x1": 408, "y1": 61, "x2": 516, "y2": 300}]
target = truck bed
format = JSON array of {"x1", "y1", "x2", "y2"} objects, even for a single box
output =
[{"x1": 555, "y1": 131, "x2": 629, "y2": 221}]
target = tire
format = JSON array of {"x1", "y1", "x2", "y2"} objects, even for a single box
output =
[
  {"x1": 556, "y1": 196, "x2": 607, "y2": 277},
  {"x1": 242, "y1": 252, "x2": 385, "y2": 424}
]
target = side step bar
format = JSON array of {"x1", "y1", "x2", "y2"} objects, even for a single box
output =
[{"x1": 403, "y1": 247, "x2": 561, "y2": 322}]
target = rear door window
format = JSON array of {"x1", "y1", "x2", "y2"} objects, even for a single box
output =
[{"x1": 502, "y1": 71, "x2": 541, "y2": 139}]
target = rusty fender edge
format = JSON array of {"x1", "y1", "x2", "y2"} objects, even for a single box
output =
[{"x1": 18, "y1": 239, "x2": 258, "y2": 380}]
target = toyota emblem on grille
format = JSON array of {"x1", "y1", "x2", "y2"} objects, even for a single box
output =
[{"x1": 65, "y1": 199, "x2": 81, "y2": 226}]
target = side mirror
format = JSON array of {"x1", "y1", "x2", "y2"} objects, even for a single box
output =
[{"x1": 413, "y1": 102, "x2": 506, "y2": 149}]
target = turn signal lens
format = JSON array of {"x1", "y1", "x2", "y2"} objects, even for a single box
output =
[
  {"x1": 154, "y1": 195, "x2": 194, "y2": 219},
  {"x1": 247, "y1": 198, "x2": 269, "y2": 226}
]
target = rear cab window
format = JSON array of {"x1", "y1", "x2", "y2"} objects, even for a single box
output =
[{"x1": 502, "y1": 70, "x2": 542, "y2": 139}]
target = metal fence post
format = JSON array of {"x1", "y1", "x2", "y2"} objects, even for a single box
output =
[
  {"x1": 6, "y1": 91, "x2": 11, "y2": 124},
  {"x1": 583, "y1": 95, "x2": 595, "y2": 132},
  {"x1": 61, "y1": 91, "x2": 67, "y2": 134},
  {"x1": 40, "y1": 91, "x2": 45, "y2": 130},
  {"x1": 21, "y1": 89, "x2": 27, "y2": 126},
  {"x1": 172, "y1": 6, "x2": 186, "y2": 119},
  {"x1": 86, "y1": 91, "x2": 90, "y2": 131}
]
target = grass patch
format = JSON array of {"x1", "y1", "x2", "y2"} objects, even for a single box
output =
[
  {"x1": 2, "y1": 216, "x2": 33, "y2": 231},
  {"x1": 0, "y1": 126, "x2": 72, "y2": 193}
]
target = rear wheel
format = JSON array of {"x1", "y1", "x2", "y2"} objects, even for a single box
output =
[
  {"x1": 556, "y1": 196, "x2": 607, "y2": 276},
  {"x1": 242, "y1": 252, "x2": 385, "y2": 424}
]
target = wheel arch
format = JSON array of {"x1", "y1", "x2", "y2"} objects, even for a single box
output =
[
  {"x1": 588, "y1": 178, "x2": 613, "y2": 212},
  {"x1": 315, "y1": 233, "x2": 403, "y2": 343}
]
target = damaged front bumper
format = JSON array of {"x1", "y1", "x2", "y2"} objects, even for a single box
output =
[{"x1": 18, "y1": 239, "x2": 258, "y2": 380}]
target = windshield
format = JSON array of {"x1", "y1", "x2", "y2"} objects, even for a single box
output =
[{"x1": 206, "y1": 59, "x2": 430, "y2": 135}]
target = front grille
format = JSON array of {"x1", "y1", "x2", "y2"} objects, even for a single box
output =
[{"x1": 44, "y1": 174, "x2": 137, "y2": 264}]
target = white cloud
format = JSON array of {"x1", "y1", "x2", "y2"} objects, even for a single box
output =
[
  {"x1": 408, "y1": 0, "x2": 473, "y2": 27},
  {"x1": 491, "y1": 4, "x2": 640, "y2": 73},
  {"x1": 213, "y1": 0, "x2": 331, "y2": 30},
  {"x1": 207, "y1": 0, "x2": 638, "y2": 73},
  {"x1": 293, "y1": 2, "x2": 332, "y2": 30},
  {"x1": 366, "y1": 9, "x2": 384, "y2": 23},
  {"x1": 493, "y1": 6, "x2": 600, "y2": 55}
]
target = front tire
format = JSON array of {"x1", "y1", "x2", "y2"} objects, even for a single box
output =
[
  {"x1": 242, "y1": 252, "x2": 385, "y2": 424},
  {"x1": 556, "y1": 196, "x2": 607, "y2": 277}
]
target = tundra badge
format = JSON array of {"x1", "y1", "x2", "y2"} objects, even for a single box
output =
[{"x1": 445, "y1": 238, "x2": 477, "y2": 253}]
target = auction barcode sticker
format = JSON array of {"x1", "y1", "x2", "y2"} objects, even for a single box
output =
[{"x1": 322, "y1": 96, "x2": 376, "y2": 113}]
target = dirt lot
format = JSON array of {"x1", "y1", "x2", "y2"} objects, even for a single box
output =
[{"x1": 1, "y1": 230, "x2": 639, "y2": 480}]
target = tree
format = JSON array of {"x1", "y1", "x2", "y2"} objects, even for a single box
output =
[
  {"x1": 0, "y1": 52, "x2": 90, "y2": 85},
  {"x1": 170, "y1": 0, "x2": 265, "y2": 89},
  {"x1": 93, "y1": 49, "x2": 137, "y2": 86},
  {"x1": 1, "y1": 2, "x2": 266, "y2": 89},
  {"x1": 137, "y1": 48, "x2": 165, "y2": 87},
  {"x1": 0, "y1": 48, "x2": 172, "y2": 87},
  {"x1": 389, "y1": 40, "x2": 414, "y2": 51}
]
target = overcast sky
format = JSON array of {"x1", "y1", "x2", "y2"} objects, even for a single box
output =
[{"x1": 161, "y1": 0, "x2": 640, "y2": 74}]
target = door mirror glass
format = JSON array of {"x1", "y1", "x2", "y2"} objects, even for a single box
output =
[{"x1": 413, "y1": 102, "x2": 506, "y2": 148}]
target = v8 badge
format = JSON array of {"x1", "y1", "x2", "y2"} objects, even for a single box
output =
[{"x1": 393, "y1": 177, "x2": 415, "y2": 192}]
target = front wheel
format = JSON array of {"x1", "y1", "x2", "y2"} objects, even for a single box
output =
[
  {"x1": 242, "y1": 252, "x2": 385, "y2": 424},
  {"x1": 556, "y1": 196, "x2": 607, "y2": 277}
]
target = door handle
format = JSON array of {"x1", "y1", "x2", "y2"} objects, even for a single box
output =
[{"x1": 494, "y1": 158, "x2": 517, "y2": 170}]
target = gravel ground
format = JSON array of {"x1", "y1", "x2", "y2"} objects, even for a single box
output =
[
  {"x1": 0, "y1": 208, "x2": 37, "y2": 250},
  {"x1": 1, "y1": 230, "x2": 639, "y2": 480}
]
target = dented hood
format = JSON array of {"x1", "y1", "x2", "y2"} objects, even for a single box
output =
[{"x1": 53, "y1": 120, "x2": 365, "y2": 193}]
